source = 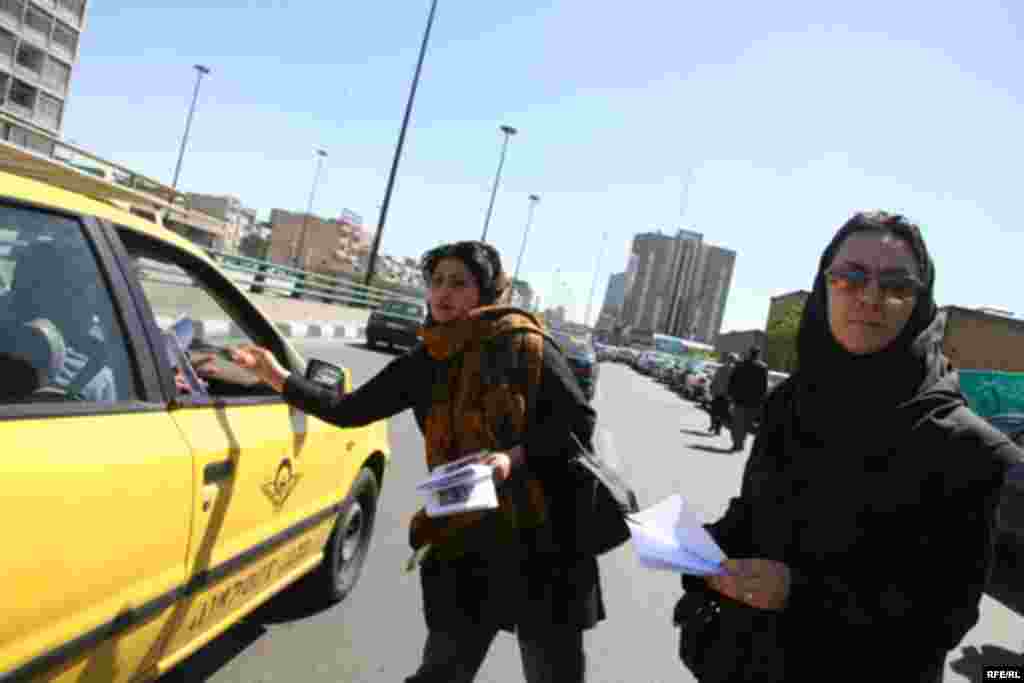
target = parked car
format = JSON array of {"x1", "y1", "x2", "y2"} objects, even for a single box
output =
[
  {"x1": 0, "y1": 170, "x2": 391, "y2": 682},
  {"x1": 551, "y1": 331, "x2": 599, "y2": 401},
  {"x1": 366, "y1": 298, "x2": 427, "y2": 350},
  {"x1": 685, "y1": 360, "x2": 721, "y2": 401}
]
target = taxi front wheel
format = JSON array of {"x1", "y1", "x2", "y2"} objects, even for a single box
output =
[{"x1": 315, "y1": 467, "x2": 379, "y2": 603}]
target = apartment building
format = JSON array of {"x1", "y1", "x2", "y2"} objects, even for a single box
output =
[{"x1": 0, "y1": 0, "x2": 87, "y2": 154}]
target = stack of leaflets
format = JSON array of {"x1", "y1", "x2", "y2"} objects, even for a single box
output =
[
  {"x1": 416, "y1": 452, "x2": 499, "y2": 518},
  {"x1": 626, "y1": 494, "x2": 728, "y2": 576}
]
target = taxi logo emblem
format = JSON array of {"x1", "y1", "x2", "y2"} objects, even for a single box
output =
[{"x1": 262, "y1": 458, "x2": 301, "y2": 507}]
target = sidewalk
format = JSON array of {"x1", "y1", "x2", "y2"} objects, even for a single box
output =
[{"x1": 148, "y1": 283, "x2": 374, "y2": 341}]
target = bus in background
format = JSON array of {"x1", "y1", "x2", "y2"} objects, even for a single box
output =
[{"x1": 652, "y1": 332, "x2": 715, "y2": 357}]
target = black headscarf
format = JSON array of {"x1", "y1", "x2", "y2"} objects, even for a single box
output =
[
  {"x1": 419, "y1": 241, "x2": 511, "y2": 327},
  {"x1": 792, "y1": 211, "x2": 956, "y2": 443}
]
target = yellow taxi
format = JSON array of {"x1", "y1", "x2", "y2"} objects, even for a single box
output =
[{"x1": 0, "y1": 169, "x2": 390, "y2": 681}]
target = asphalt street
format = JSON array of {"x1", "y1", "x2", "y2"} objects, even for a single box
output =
[{"x1": 162, "y1": 339, "x2": 1024, "y2": 682}]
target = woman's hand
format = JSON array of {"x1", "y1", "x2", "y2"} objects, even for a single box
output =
[
  {"x1": 230, "y1": 344, "x2": 291, "y2": 392},
  {"x1": 706, "y1": 558, "x2": 791, "y2": 611},
  {"x1": 480, "y1": 446, "x2": 524, "y2": 484}
]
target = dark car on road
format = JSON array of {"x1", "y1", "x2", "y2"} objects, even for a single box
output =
[
  {"x1": 551, "y1": 331, "x2": 598, "y2": 401},
  {"x1": 366, "y1": 299, "x2": 427, "y2": 350}
]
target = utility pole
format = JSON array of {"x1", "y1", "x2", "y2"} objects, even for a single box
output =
[
  {"x1": 584, "y1": 231, "x2": 608, "y2": 328},
  {"x1": 364, "y1": 0, "x2": 439, "y2": 287},
  {"x1": 171, "y1": 64, "x2": 211, "y2": 191}
]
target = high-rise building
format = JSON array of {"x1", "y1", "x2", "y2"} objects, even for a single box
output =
[
  {"x1": 599, "y1": 272, "x2": 627, "y2": 320},
  {"x1": 673, "y1": 243, "x2": 736, "y2": 344},
  {"x1": 0, "y1": 0, "x2": 88, "y2": 155},
  {"x1": 663, "y1": 229, "x2": 705, "y2": 337},
  {"x1": 617, "y1": 227, "x2": 736, "y2": 346},
  {"x1": 619, "y1": 231, "x2": 680, "y2": 338}
]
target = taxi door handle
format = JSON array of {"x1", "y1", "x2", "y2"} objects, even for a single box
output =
[{"x1": 203, "y1": 460, "x2": 234, "y2": 484}]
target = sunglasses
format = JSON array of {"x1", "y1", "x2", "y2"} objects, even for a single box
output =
[{"x1": 825, "y1": 266, "x2": 923, "y2": 304}]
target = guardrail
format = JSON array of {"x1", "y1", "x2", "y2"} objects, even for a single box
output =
[{"x1": 141, "y1": 246, "x2": 428, "y2": 313}]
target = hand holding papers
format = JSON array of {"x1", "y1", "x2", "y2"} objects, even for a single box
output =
[
  {"x1": 627, "y1": 494, "x2": 728, "y2": 576},
  {"x1": 416, "y1": 451, "x2": 499, "y2": 518}
]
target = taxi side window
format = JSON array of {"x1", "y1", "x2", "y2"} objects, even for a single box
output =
[
  {"x1": 119, "y1": 231, "x2": 281, "y2": 400},
  {"x1": 0, "y1": 205, "x2": 137, "y2": 404}
]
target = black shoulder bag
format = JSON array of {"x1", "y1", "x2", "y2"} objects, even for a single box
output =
[{"x1": 567, "y1": 431, "x2": 639, "y2": 556}]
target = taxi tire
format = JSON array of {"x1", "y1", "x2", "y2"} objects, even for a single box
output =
[{"x1": 316, "y1": 467, "x2": 379, "y2": 603}]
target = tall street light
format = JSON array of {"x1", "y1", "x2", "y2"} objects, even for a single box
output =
[
  {"x1": 512, "y1": 193, "x2": 540, "y2": 282},
  {"x1": 364, "y1": 0, "x2": 439, "y2": 287},
  {"x1": 292, "y1": 148, "x2": 328, "y2": 269},
  {"x1": 480, "y1": 124, "x2": 518, "y2": 243},
  {"x1": 584, "y1": 231, "x2": 609, "y2": 328},
  {"x1": 172, "y1": 64, "x2": 211, "y2": 191}
]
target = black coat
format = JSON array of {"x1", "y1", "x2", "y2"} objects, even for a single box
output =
[
  {"x1": 727, "y1": 359, "x2": 767, "y2": 406},
  {"x1": 682, "y1": 373, "x2": 1015, "y2": 681},
  {"x1": 284, "y1": 338, "x2": 604, "y2": 635}
]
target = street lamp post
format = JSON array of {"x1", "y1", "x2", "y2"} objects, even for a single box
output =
[
  {"x1": 480, "y1": 124, "x2": 518, "y2": 243},
  {"x1": 584, "y1": 231, "x2": 609, "y2": 328},
  {"x1": 512, "y1": 194, "x2": 540, "y2": 282},
  {"x1": 292, "y1": 149, "x2": 328, "y2": 269},
  {"x1": 364, "y1": 0, "x2": 439, "y2": 287},
  {"x1": 172, "y1": 64, "x2": 211, "y2": 191}
]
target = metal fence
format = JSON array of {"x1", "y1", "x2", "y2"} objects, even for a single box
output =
[{"x1": 199, "y1": 248, "x2": 427, "y2": 312}]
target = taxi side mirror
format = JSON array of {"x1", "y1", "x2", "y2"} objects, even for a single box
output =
[{"x1": 306, "y1": 358, "x2": 346, "y2": 394}]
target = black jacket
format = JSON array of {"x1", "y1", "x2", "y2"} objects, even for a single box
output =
[
  {"x1": 728, "y1": 359, "x2": 768, "y2": 406},
  {"x1": 682, "y1": 373, "x2": 1014, "y2": 681},
  {"x1": 283, "y1": 338, "x2": 604, "y2": 634}
]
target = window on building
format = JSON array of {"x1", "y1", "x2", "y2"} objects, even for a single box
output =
[
  {"x1": 59, "y1": 0, "x2": 82, "y2": 23},
  {"x1": 8, "y1": 77, "x2": 36, "y2": 112},
  {"x1": 36, "y1": 92, "x2": 61, "y2": 129},
  {"x1": 15, "y1": 40, "x2": 44, "y2": 76},
  {"x1": 51, "y1": 20, "x2": 76, "y2": 57},
  {"x1": 23, "y1": 6, "x2": 51, "y2": 43},
  {"x1": 42, "y1": 56, "x2": 69, "y2": 93},
  {"x1": 0, "y1": 0, "x2": 24, "y2": 28},
  {"x1": 0, "y1": 27, "x2": 15, "y2": 64},
  {"x1": 0, "y1": 73, "x2": 8, "y2": 105}
]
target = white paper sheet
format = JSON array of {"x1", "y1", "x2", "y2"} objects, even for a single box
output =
[{"x1": 628, "y1": 494, "x2": 727, "y2": 575}]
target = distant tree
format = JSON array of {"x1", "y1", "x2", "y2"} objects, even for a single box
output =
[{"x1": 766, "y1": 300, "x2": 805, "y2": 372}]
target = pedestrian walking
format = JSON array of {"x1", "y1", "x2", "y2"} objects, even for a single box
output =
[
  {"x1": 707, "y1": 353, "x2": 738, "y2": 435},
  {"x1": 726, "y1": 347, "x2": 767, "y2": 451},
  {"x1": 672, "y1": 210, "x2": 1021, "y2": 682},
  {"x1": 232, "y1": 240, "x2": 601, "y2": 683}
]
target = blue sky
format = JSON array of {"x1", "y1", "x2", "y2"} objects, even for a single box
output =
[{"x1": 66, "y1": 1, "x2": 1023, "y2": 331}]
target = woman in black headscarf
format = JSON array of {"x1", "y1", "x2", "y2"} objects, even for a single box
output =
[
  {"x1": 233, "y1": 240, "x2": 602, "y2": 683},
  {"x1": 673, "y1": 211, "x2": 1020, "y2": 681}
]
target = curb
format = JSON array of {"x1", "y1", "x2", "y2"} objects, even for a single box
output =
[{"x1": 156, "y1": 316, "x2": 366, "y2": 341}]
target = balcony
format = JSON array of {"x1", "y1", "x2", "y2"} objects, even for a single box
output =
[
  {"x1": 51, "y1": 21, "x2": 76, "y2": 61},
  {"x1": 0, "y1": 0, "x2": 23, "y2": 31},
  {"x1": 0, "y1": 31, "x2": 13, "y2": 71},
  {"x1": 5, "y1": 98, "x2": 31, "y2": 119},
  {"x1": 55, "y1": 0, "x2": 81, "y2": 28},
  {"x1": 6, "y1": 76, "x2": 35, "y2": 119},
  {"x1": 14, "y1": 41, "x2": 43, "y2": 84},
  {"x1": 41, "y1": 56, "x2": 68, "y2": 95},
  {"x1": 21, "y1": 8, "x2": 50, "y2": 48}
]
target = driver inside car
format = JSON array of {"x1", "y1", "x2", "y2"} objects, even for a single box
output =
[{"x1": 5, "y1": 240, "x2": 118, "y2": 402}]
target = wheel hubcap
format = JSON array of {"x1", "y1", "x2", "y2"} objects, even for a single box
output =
[{"x1": 337, "y1": 501, "x2": 364, "y2": 570}]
